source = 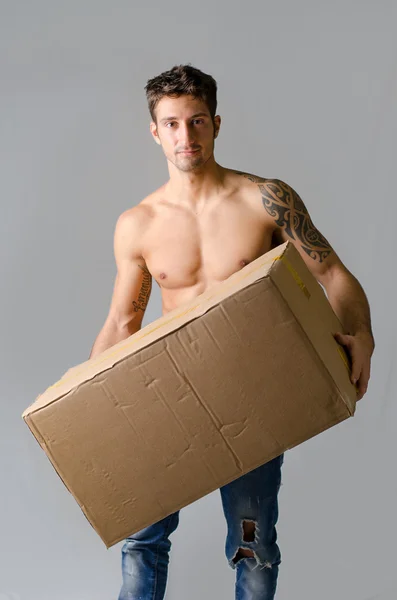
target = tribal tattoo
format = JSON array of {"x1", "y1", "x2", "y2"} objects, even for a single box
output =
[
  {"x1": 132, "y1": 264, "x2": 152, "y2": 312},
  {"x1": 233, "y1": 171, "x2": 333, "y2": 263}
]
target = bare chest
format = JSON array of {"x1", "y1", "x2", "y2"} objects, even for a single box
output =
[{"x1": 142, "y1": 194, "x2": 275, "y2": 314}]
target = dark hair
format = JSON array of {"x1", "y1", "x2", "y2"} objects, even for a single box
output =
[{"x1": 144, "y1": 64, "x2": 218, "y2": 125}]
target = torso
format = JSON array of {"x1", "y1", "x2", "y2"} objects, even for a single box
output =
[{"x1": 137, "y1": 168, "x2": 278, "y2": 316}]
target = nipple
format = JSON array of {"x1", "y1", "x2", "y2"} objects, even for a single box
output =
[
  {"x1": 159, "y1": 272, "x2": 167, "y2": 280},
  {"x1": 240, "y1": 259, "x2": 249, "y2": 267}
]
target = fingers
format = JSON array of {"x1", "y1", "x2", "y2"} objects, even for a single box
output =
[
  {"x1": 334, "y1": 332, "x2": 355, "y2": 381},
  {"x1": 357, "y1": 383, "x2": 367, "y2": 400},
  {"x1": 333, "y1": 331, "x2": 345, "y2": 343},
  {"x1": 334, "y1": 332, "x2": 353, "y2": 349},
  {"x1": 357, "y1": 360, "x2": 371, "y2": 399},
  {"x1": 351, "y1": 366, "x2": 361, "y2": 386},
  {"x1": 333, "y1": 331, "x2": 371, "y2": 400}
]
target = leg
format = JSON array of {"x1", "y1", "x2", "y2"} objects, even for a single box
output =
[
  {"x1": 219, "y1": 453, "x2": 284, "y2": 600},
  {"x1": 118, "y1": 511, "x2": 180, "y2": 600}
]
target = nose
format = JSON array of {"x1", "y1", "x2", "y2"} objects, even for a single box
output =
[{"x1": 178, "y1": 123, "x2": 196, "y2": 149}]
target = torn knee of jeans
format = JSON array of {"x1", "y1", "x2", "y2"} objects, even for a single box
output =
[
  {"x1": 242, "y1": 519, "x2": 256, "y2": 542},
  {"x1": 232, "y1": 547, "x2": 254, "y2": 564},
  {"x1": 232, "y1": 547, "x2": 273, "y2": 570},
  {"x1": 231, "y1": 519, "x2": 274, "y2": 570},
  {"x1": 231, "y1": 519, "x2": 258, "y2": 565}
]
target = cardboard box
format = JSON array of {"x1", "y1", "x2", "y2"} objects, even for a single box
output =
[{"x1": 22, "y1": 241, "x2": 357, "y2": 548}]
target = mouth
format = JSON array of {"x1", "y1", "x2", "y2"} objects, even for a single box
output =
[{"x1": 180, "y1": 149, "x2": 200, "y2": 155}]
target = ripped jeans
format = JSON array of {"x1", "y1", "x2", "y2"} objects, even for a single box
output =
[{"x1": 118, "y1": 453, "x2": 284, "y2": 600}]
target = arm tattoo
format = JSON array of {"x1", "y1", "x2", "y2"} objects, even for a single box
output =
[
  {"x1": 233, "y1": 170, "x2": 333, "y2": 263},
  {"x1": 132, "y1": 264, "x2": 152, "y2": 312}
]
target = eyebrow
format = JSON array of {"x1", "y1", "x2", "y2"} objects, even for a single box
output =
[{"x1": 159, "y1": 112, "x2": 209, "y2": 123}]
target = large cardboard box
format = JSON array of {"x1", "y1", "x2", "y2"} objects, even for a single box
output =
[{"x1": 22, "y1": 241, "x2": 357, "y2": 548}]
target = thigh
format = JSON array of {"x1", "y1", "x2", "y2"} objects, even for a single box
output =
[
  {"x1": 124, "y1": 511, "x2": 180, "y2": 545},
  {"x1": 220, "y1": 454, "x2": 284, "y2": 507}
]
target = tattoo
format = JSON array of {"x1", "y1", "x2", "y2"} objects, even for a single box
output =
[
  {"x1": 233, "y1": 170, "x2": 332, "y2": 263},
  {"x1": 132, "y1": 264, "x2": 152, "y2": 312}
]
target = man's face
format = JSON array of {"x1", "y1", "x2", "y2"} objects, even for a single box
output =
[{"x1": 150, "y1": 94, "x2": 220, "y2": 172}]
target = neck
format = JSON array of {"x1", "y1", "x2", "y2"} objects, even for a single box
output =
[{"x1": 165, "y1": 157, "x2": 227, "y2": 205}]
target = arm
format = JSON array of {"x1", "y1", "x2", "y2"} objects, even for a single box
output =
[
  {"x1": 321, "y1": 267, "x2": 373, "y2": 340},
  {"x1": 89, "y1": 208, "x2": 152, "y2": 359},
  {"x1": 262, "y1": 178, "x2": 374, "y2": 399}
]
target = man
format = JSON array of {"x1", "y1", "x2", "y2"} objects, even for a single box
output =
[{"x1": 89, "y1": 64, "x2": 375, "y2": 600}]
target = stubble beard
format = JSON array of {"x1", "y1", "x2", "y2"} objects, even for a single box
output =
[
  {"x1": 173, "y1": 136, "x2": 215, "y2": 173},
  {"x1": 174, "y1": 151, "x2": 206, "y2": 172}
]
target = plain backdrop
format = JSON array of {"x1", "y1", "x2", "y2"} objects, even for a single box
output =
[{"x1": 1, "y1": 1, "x2": 396, "y2": 599}]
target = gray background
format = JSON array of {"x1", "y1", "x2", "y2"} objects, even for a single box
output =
[{"x1": 1, "y1": 1, "x2": 396, "y2": 599}]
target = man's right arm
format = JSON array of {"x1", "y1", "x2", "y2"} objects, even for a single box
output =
[{"x1": 89, "y1": 208, "x2": 152, "y2": 359}]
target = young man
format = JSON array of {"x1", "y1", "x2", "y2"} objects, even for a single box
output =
[{"x1": 89, "y1": 64, "x2": 375, "y2": 600}]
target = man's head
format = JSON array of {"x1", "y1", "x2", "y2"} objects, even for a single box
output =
[{"x1": 145, "y1": 64, "x2": 221, "y2": 173}]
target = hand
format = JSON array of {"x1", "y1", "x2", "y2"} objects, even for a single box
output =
[{"x1": 333, "y1": 331, "x2": 374, "y2": 400}]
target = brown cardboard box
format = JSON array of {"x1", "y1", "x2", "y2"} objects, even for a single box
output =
[{"x1": 22, "y1": 241, "x2": 357, "y2": 548}]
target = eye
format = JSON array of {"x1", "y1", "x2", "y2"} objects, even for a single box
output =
[
  {"x1": 165, "y1": 122, "x2": 175, "y2": 128},
  {"x1": 193, "y1": 119, "x2": 204, "y2": 124}
]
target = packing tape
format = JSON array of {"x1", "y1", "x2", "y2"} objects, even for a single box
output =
[
  {"x1": 275, "y1": 256, "x2": 311, "y2": 299},
  {"x1": 336, "y1": 341, "x2": 353, "y2": 379}
]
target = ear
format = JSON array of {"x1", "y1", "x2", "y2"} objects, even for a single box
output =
[
  {"x1": 214, "y1": 115, "x2": 221, "y2": 139},
  {"x1": 149, "y1": 121, "x2": 161, "y2": 145}
]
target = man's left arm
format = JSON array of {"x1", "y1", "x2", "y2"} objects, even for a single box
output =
[{"x1": 262, "y1": 178, "x2": 375, "y2": 401}]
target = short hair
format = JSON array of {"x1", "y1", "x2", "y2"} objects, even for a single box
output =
[{"x1": 144, "y1": 63, "x2": 218, "y2": 124}]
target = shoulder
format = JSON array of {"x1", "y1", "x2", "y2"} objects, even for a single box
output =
[
  {"x1": 115, "y1": 205, "x2": 150, "y2": 235},
  {"x1": 227, "y1": 168, "x2": 275, "y2": 185},
  {"x1": 228, "y1": 169, "x2": 293, "y2": 194},
  {"x1": 113, "y1": 202, "x2": 153, "y2": 260},
  {"x1": 228, "y1": 170, "x2": 301, "y2": 208},
  {"x1": 226, "y1": 169, "x2": 292, "y2": 221},
  {"x1": 113, "y1": 186, "x2": 167, "y2": 259},
  {"x1": 227, "y1": 169, "x2": 288, "y2": 200},
  {"x1": 116, "y1": 186, "x2": 164, "y2": 230}
]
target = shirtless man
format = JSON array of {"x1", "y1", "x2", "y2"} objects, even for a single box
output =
[{"x1": 89, "y1": 64, "x2": 375, "y2": 600}]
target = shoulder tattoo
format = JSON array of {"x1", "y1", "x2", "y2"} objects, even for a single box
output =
[{"x1": 232, "y1": 170, "x2": 333, "y2": 263}]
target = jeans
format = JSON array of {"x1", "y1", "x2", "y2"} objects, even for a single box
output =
[{"x1": 118, "y1": 453, "x2": 284, "y2": 600}]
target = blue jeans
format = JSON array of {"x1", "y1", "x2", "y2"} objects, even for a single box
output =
[{"x1": 118, "y1": 453, "x2": 284, "y2": 600}]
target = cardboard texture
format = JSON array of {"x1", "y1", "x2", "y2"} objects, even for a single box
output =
[{"x1": 22, "y1": 241, "x2": 357, "y2": 548}]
